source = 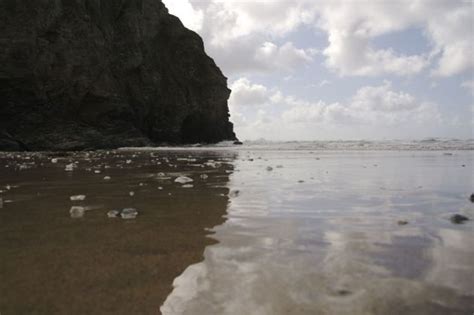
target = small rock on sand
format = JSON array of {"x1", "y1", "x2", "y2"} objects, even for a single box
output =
[
  {"x1": 0, "y1": 197, "x2": 3, "y2": 209},
  {"x1": 121, "y1": 208, "x2": 138, "y2": 219},
  {"x1": 65, "y1": 163, "x2": 75, "y2": 171},
  {"x1": 200, "y1": 174, "x2": 209, "y2": 179},
  {"x1": 129, "y1": 191, "x2": 135, "y2": 197},
  {"x1": 70, "y1": 195, "x2": 86, "y2": 201},
  {"x1": 107, "y1": 210, "x2": 120, "y2": 218},
  {"x1": 450, "y1": 214, "x2": 469, "y2": 224},
  {"x1": 470, "y1": 193, "x2": 474, "y2": 203},
  {"x1": 266, "y1": 166, "x2": 273, "y2": 171},
  {"x1": 175, "y1": 176, "x2": 193, "y2": 184},
  {"x1": 397, "y1": 220, "x2": 409, "y2": 225},
  {"x1": 70, "y1": 206, "x2": 85, "y2": 218},
  {"x1": 103, "y1": 176, "x2": 111, "y2": 180},
  {"x1": 182, "y1": 184, "x2": 194, "y2": 188}
]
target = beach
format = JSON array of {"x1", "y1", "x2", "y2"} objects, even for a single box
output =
[{"x1": 1, "y1": 143, "x2": 473, "y2": 314}]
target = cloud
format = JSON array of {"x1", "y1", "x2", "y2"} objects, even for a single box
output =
[
  {"x1": 229, "y1": 78, "x2": 443, "y2": 140},
  {"x1": 164, "y1": 0, "x2": 203, "y2": 32},
  {"x1": 164, "y1": 0, "x2": 473, "y2": 78},
  {"x1": 229, "y1": 78, "x2": 269, "y2": 107}
]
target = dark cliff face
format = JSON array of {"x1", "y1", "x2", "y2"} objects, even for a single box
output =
[{"x1": 0, "y1": 0, "x2": 236, "y2": 151}]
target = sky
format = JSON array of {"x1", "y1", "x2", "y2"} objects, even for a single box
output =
[{"x1": 162, "y1": 0, "x2": 474, "y2": 141}]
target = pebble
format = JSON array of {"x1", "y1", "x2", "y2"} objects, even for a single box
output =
[
  {"x1": 266, "y1": 166, "x2": 273, "y2": 171},
  {"x1": 94, "y1": 170, "x2": 101, "y2": 174},
  {"x1": 70, "y1": 195, "x2": 86, "y2": 201},
  {"x1": 70, "y1": 206, "x2": 85, "y2": 218},
  {"x1": 175, "y1": 176, "x2": 193, "y2": 184},
  {"x1": 129, "y1": 191, "x2": 135, "y2": 197},
  {"x1": 51, "y1": 158, "x2": 58, "y2": 163},
  {"x1": 121, "y1": 208, "x2": 138, "y2": 219},
  {"x1": 200, "y1": 174, "x2": 209, "y2": 179},
  {"x1": 450, "y1": 214, "x2": 469, "y2": 224},
  {"x1": 103, "y1": 176, "x2": 111, "y2": 180},
  {"x1": 65, "y1": 163, "x2": 75, "y2": 171},
  {"x1": 182, "y1": 184, "x2": 194, "y2": 188},
  {"x1": 0, "y1": 197, "x2": 3, "y2": 209},
  {"x1": 397, "y1": 220, "x2": 409, "y2": 225},
  {"x1": 158, "y1": 186, "x2": 163, "y2": 190},
  {"x1": 470, "y1": 194, "x2": 474, "y2": 203},
  {"x1": 107, "y1": 210, "x2": 120, "y2": 218}
]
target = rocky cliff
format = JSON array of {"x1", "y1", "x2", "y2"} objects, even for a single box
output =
[{"x1": 0, "y1": 0, "x2": 236, "y2": 151}]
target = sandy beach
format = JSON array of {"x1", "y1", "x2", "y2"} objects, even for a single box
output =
[{"x1": 1, "y1": 145, "x2": 473, "y2": 314}]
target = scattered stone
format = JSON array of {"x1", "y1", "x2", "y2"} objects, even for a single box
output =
[
  {"x1": 158, "y1": 186, "x2": 163, "y2": 190},
  {"x1": 266, "y1": 166, "x2": 273, "y2": 171},
  {"x1": 139, "y1": 182, "x2": 145, "y2": 186},
  {"x1": 129, "y1": 191, "x2": 135, "y2": 197},
  {"x1": 65, "y1": 163, "x2": 75, "y2": 171},
  {"x1": 276, "y1": 165, "x2": 283, "y2": 168},
  {"x1": 182, "y1": 184, "x2": 194, "y2": 188},
  {"x1": 200, "y1": 174, "x2": 209, "y2": 179},
  {"x1": 397, "y1": 220, "x2": 409, "y2": 225},
  {"x1": 103, "y1": 176, "x2": 111, "y2": 180},
  {"x1": 175, "y1": 176, "x2": 193, "y2": 184},
  {"x1": 121, "y1": 208, "x2": 138, "y2": 219},
  {"x1": 107, "y1": 210, "x2": 120, "y2": 218},
  {"x1": 336, "y1": 289, "x2": 352, "y2": 296},
  {"x1": 443, "y1": 152, "x2": 453, "y2": 156},
  {"x1": 233, "y1": 141, "x2": 243, "y2": 145},
  {"x1": 298, "y1": 180, "x2": 305, "y2": 183},
  {"x1": 230, "y1": 190, "x2": 240, "y2": 197},
  {"x1": 126, "y1": 160, "x2": 132, "y2": 164},
  {"x1": 94, "y1": 170, "x2": 101, "y2": 174},
  {"x1": 70, "y1": 206, "x2": 85, "y2": 218},
  {"x1": 450, "y1": 214, "x2": 469, "y2": 224},
  {"x1": 470, "y1": 194, "x2": 474, "y2": 203},
  {"x1": 70, "y1": 195, "x2": 86, "y2": 201},
  {"x1": 51, "y1": 158, "x2": 58, "y2": 163},
  {"x1": 0, "y1": 197, "x2": 3, "y2": 209}
]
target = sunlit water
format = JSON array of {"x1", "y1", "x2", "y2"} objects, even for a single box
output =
[{"x1": 161, "y1": 149, "x2": 474, "y2": 315}]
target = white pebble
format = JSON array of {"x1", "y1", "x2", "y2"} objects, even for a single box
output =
[
  {"x1": 70, "y1": 195, "x2": 86, "y2": 201},
  {"x1": 103, "y1": 176, "x2": 111, "y2": 180},
  {"x1": 107, "y1": 210, "x2": 120, "y2": 218},
  {"x1": 70, "y1": 206, "x2": 85, "y2": 218},
  {"x1": 129, "y1": 191, "x2": 135, "y2": 197},
  {"x1": 65, "y1": 163, "x2": 75, "y2": 171},
  {"x1": 51, "y1": 158, "x2": 58, "y2": 163},
  {"x1": 182, "y1": 184, "x2": 194, "y2": 188},
  {"x1": 175, "y1": 176, "x2": 193, "y2": 184},
  {"x1": 121, "y1": 208, "x2": 138, "y2": 219},
  {"x1": 200, "y1": 174, "x2": 209, "y2": 179}
]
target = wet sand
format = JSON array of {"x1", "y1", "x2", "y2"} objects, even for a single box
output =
[
  {"x1": 1, "y1": 148, "x2": 473, "y2": 315},
  {"x1": 0, "y1": 150, "x2": 235, "y2": 314}
]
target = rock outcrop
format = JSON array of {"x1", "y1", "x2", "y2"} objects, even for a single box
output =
[{"x1": 0, "y1": 0, "x2": 236, "y2": 151}]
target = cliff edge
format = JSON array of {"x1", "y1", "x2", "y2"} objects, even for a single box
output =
[{"x1": 0, "y1": 0, "x2": 236, "y2": 151}]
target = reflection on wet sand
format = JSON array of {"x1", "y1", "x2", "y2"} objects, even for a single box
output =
[
  {"x1": 162, "y1": 151, "x2": 474, "y2": 315},
  {"x1": 0, "y1": 150, "x2": 235, "y2": 314}
]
